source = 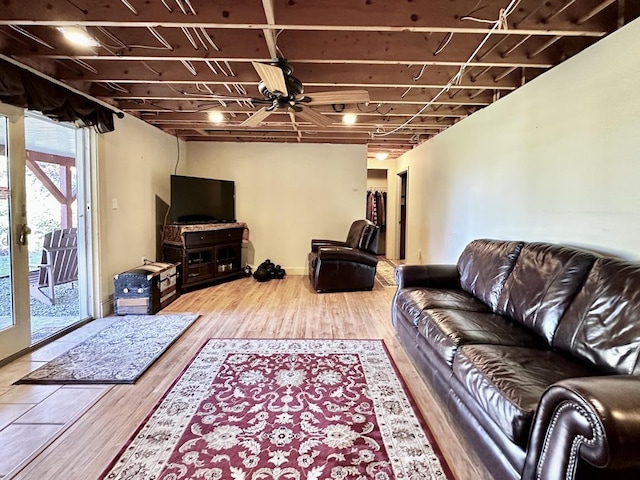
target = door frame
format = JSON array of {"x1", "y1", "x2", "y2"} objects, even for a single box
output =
[
  {"x1": 396, "y1": 169, "x2": 408, "y2": 260},
  {"x1": 0, "y1": 103, "x2": 31, "y2": 359}
]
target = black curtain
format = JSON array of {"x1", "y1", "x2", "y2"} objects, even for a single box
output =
[{"x1": 0, "y1": 59, "x2": 119, "y2": 133}]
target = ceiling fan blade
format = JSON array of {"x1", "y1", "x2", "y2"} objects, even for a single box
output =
[
  {"x1": 306, "y1": 90, "x2": 370, "y2": 105},
  {"x1": 249, "y1": 97, "x2": 274, "y2": 104},
  {"x1": 295, "y1": 106, "x2": 333, "y2": 127},
  {"x1": 252, "y1": 61, "x2": 288, "y2": 96},
  {"x1": 240, "y1": 107, "x2": 273, "y2": 127}
]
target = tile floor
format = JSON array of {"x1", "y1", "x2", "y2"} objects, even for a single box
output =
[{"x1": 0, "y1": 318, "x2": 116, "y2": 479}]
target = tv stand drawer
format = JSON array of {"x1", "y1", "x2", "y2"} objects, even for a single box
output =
[{"x1": 184, "y1": 228, "x2": 243, "y2": 247}]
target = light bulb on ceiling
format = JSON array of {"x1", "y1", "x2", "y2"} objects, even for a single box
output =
[
  {"x1": 57, "y1": 26, "x2": 99, "y2": 47},
  {"x1": 208, "y1": 111, "x2": 225, "y2": 123},
  {"x1": 375, "y1": 152, "x2": 389, "y2": 161},
  {"x1": 342, "y1": 113, "x2": 357, "y2": 125}
]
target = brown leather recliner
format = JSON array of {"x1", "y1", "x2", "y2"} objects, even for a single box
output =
[{"x1": 308, "y1": 219, "x2": 379, "y2": 293}]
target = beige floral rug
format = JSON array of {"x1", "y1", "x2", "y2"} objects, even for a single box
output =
[
  {"x1": 101, "y1": 339, "x2": 452, "y2": 479},
  {"x1": 17, "y1": 314, "x2": 199, "y2": 384},
  {"x1": 375, "y1": 257, "x2": 398, "y2": 287}
]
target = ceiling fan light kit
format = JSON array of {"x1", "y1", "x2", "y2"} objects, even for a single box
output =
[{"x1": 243, "y1": 57, "x2": 369, "y2": 128}]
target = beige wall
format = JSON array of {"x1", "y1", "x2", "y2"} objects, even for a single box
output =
[
  {"x1": 93, "y1": 126, "x2": 365, "y2": 315},
  {"x1": 94, "y1": 114, "x2": 185, "y2": 315},
  {"x1": 396, "y1": 18, "x2": 640, "y2": 264},
  {"x1": 186, "y1": 141, "x2": 367, "y2": 274}
]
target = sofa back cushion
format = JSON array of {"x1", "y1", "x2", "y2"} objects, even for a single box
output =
[
  {"x1": 554, "y1": 258, "x2": 640, "y2": 374},
  {"x1": 495, "y1": 243, "x2": 597, "y2": 344},
  {"x1": 457, "y1": 239, "x2": 524, "y2": 310}
]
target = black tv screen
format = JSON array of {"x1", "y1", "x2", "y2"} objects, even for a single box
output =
[{"x1": 170, "y1": 175, "x2": 236, "y2": 224}]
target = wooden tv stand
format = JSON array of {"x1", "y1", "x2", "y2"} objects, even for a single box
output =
[{"x1": 162, "y1": 223, "x2": 246, "y2": 291}]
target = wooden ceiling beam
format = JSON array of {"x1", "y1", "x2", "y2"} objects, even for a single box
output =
[
  {"x1": 260, "y1": 0, "x2": 279, "y2": 59},
  {"x1": 93, "y1": 83, "x2": 507, "y2": 96},
  {"x1": 0, "y1": 26, "x2": 597, "y2": 70},
  {"x1": 154, "y1": 120, "x2": 448, "y2": 132},
  {"x1": 117, "y1": 100, "x2": 481, "y2": 116},
  {"x1": 0, "y1": 0, "x2": 611, "y2": 34},
  {"x1": 134, "y1": 107, "x2": 471, "y2": 120},
  {"x1": 55, "y1": 61, "x2": 524, "y2": 89},
  {"x1": 0, "y1": 0, "x2": 623, "y2": 150},
  {"x1": 15, "y1": 54, "x2": 554, "y2": 70},
  {"x1": 99, "y1": 84, "x2": 499, "y2": 104},
  {"x1": 0, "y1": 22, "x2": 608, "y2": 37}
]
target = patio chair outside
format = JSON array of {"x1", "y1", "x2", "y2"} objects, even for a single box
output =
[{"x1": 29, "y1": 227, "x2": 78, "y2": 305}]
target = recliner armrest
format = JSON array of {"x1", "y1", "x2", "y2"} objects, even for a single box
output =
[
  {"x1": 316, "y1": 246, "x2": 378, "y2": 267},
  {"x1": 395, "y1": 264, "x2": 461, "y2": 290},
  {"x1": 311, "y1": 239, "x2": 347, "y2": 253},
  {"x1": 523, "y1": 376, "x2": 640, "y2": 480}
]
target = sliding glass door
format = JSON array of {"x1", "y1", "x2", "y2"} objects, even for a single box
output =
[
  {"x1": 0, "y1": 105, "x2": 31, "y2": 358},
  {"x1": 24, "y1": 114, "x2": 89, "y2": 344},
  {"x1": 0, "y1": 105, "x2": 93, "y2": 361}
]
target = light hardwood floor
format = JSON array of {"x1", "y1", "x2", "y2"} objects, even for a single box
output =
[{"x1": 3, "y1": 275, "x2": 491, "y2": 480}]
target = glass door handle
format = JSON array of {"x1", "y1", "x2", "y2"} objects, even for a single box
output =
[{"x1": 19, "y1": 224, "x2": 31, "y2": 245}]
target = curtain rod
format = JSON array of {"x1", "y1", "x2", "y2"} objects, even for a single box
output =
[{"x1": 0, "y1": 54, "x2": 125, "y2": 118}]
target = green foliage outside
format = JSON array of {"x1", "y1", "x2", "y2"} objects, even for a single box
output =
[{"x1": 0, "y1": 159, "x2": 76, "y2": 278}]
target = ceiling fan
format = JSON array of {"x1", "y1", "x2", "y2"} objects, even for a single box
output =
[{"x1": 241, "y1": 58, "x2": 370, "y2": 128}]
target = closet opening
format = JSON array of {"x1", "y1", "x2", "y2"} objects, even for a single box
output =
[{"x1": 366, "y1": 169, "x2": 387, "y2": 256}]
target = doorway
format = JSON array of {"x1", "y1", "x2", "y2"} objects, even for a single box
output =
[
  {"x1": 367, "y1": 168, "x2": 387, "y2": 255},
  {"x1": 398, "y1": 171, "x2": 408, "y2": 260},
  {"x1": 0, "y1": 107, "x2": 93, "y2": 361}
]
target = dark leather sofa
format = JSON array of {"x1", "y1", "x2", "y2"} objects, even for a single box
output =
[
  {"x1": 308, "y1": 219, "x2": 379, "y2": 292},
  {"x1": 392, "y1": 239, "x2": 640, "y2": 480}
]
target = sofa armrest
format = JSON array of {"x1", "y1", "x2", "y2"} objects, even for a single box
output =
[
  {"x1": 523, "y1": 376, "x2": 640, "y2": 480},
  {"x1": 394, "y1": 264, "x2": 461, "y2": 290},
  {"x1": 316, "y1": 246, "x2": 378, "y2": 268},
  {"x1": 311, "y1": 239, "x2": 346, "y2": 253}
]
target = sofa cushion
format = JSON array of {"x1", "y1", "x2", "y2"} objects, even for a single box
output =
[
  {"x1": 458, "y1": 239, "x2": 524, "y2": 310},
  {"x1": 394, "y1": 288, "x2": 489, "y2": 327},
  {"x1": 453, "y1": 345, "x2": 597, "y2": 446},
  {"x1": 495, "y1": 243, "x2": 598, "y2": 344},
  {"x1": 554, "y1": 258, "x2": 640, "y2": 374},
  {"x1": 416, "y1": 309, "x2": 546, "y2": 366}
]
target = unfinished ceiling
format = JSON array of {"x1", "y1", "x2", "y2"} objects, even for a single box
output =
[{"x1": 0, "y1": 0, "x2": 637, "y2": 160}]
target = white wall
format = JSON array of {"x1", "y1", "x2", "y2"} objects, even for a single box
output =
[
  {"x1": 95, "y1": 114, "x2": 185, "y2": 315},
  {"x1": 186, "y1": 142, "x2": 367, "y2": 274},
  {"x1": 397, "y1": 18, "x2": 640, "y2": 264}
]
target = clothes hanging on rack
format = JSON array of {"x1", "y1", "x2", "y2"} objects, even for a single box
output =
[{"x1": 366, "y1": 190, "x2": 386, "y2": 232}]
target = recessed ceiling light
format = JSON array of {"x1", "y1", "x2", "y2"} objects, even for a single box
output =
[
  {"x1": 375, "y1": 152, "x2": 389, "y2": 161},
  {"x1": 208, "y1": 111, "x2": 225, "y2": 123},
  {"x1": 57, "y1": 26, "x2": 99, "y2": 47},
  {"x1": 342, "y1": 113, "x2": 357, "y2": 125}
]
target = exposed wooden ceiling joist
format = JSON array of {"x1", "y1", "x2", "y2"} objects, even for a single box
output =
[{"x1": 0, "y1": 0, "x2": 634, "y2": 160}]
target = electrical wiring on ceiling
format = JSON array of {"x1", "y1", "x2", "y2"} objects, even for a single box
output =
[{"x1": 373, "y1": 0, "x2": 522, "y2": 139}]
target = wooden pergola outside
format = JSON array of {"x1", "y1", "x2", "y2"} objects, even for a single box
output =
[
  {"x1": 0, "y1": 124, "x2": 77, "y2": 230},
  {"x1": 25, "y1": 150, "x2": 76, "y2": 229}
]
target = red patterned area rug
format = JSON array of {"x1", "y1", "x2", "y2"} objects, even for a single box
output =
[{"x1": 102, "y1": 339, "x2": 452, "y2": 480}]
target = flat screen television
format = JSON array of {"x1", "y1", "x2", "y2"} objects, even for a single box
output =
[{"x1": 170, "y1": 175, "x2": 236, "y2": 224}]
